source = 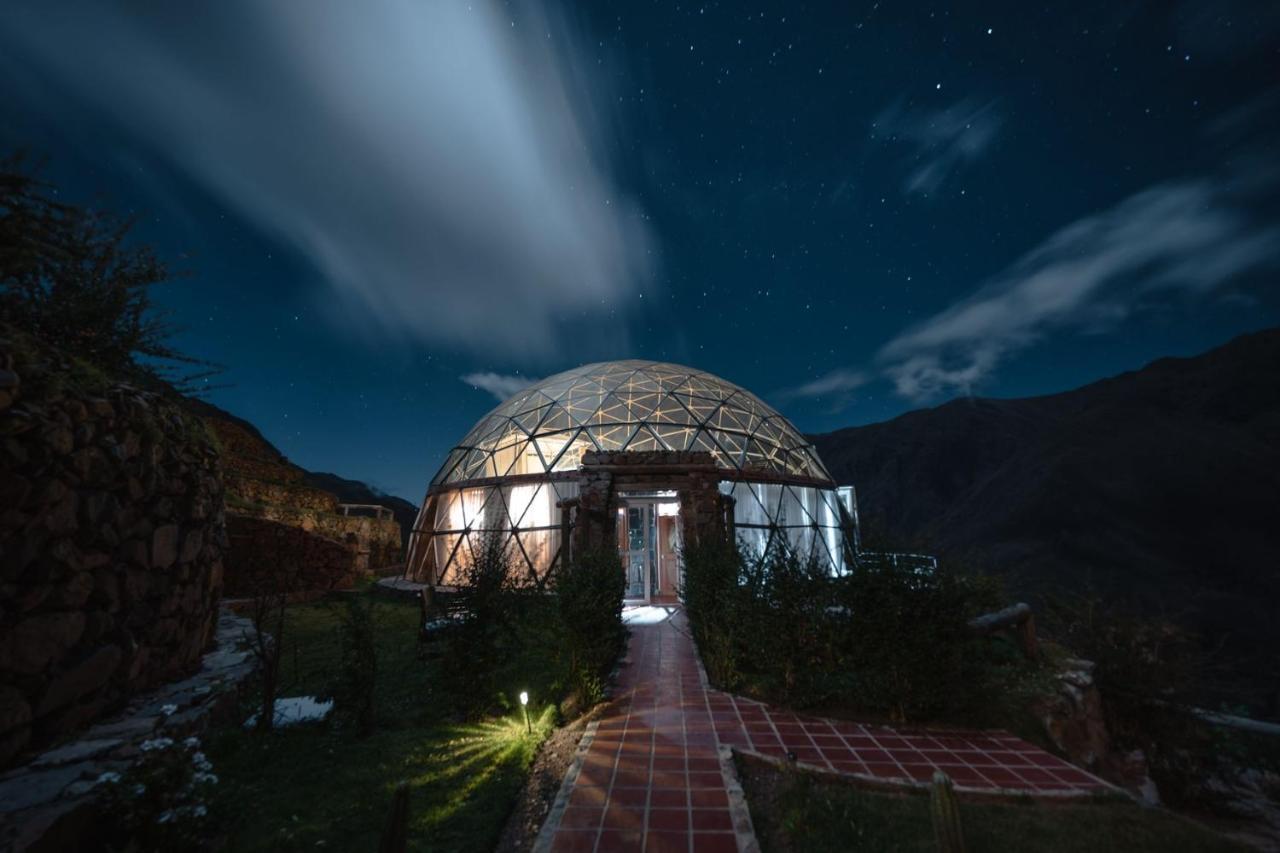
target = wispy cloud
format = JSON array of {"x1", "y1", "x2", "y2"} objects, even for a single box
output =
[
  {"x1": 879, "y1": 176, "x2": 1280, "y2": 400},
  {"x1": 461, "y1": 372, "x2": 538, "y2": 402},
  {"x1": 776, "y1": 369, "x2": 869, "y2": 404},
  {"x1": 872, "y1": 98, "x2": 1001, "y2": 195},
  {"x1": 0, "y1": 1, "x2": 652, "y2": 358}
]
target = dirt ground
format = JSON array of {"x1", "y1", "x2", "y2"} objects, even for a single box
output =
[{"x1": 495, "y1": 705, "x2": 604, "y2": 852}]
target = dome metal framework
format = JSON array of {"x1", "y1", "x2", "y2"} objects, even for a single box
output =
[
  {"x1": 433, "y1": 360, "x2": 834, "y2": 487},
  {"x1": 408, "y1": 360, "x2": 854, "y2": 586}
]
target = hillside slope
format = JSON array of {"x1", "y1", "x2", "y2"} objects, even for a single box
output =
[
  {"x1": 813, "y1": 329, "x2": 1280, "y2": 705},
  {"x1": 181, "y1": 397, "x2": 418, "y2": 551}
]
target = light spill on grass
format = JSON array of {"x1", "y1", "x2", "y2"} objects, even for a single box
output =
[{"x1": 208, "y1": 595, "x2": 560, "y2": 852}]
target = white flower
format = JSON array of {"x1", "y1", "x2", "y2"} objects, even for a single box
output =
[
  {"x1": 192, "y1": 805, "x2": 208, "y2": 818},
  {"x1": 160, "y1": 704, "x2": 178, "y2": 716},
  {"x1": 131, "y1": 783, "x2": 147, "y2": 797},
  {"x1": 193, "y1": 772, "x2": 219, "y2": 785},
  {"x1": 157, "y1": 809, "x2": 175, "y2": 824},
  {"x1": 95, "y1": 771, "x2": 122, "y2": 785},
  {"x1": 140, "y1": 737, "x2": 174, "y2": 752},
  {"x1": 183, "y1": 736, "x2": 201, "y2": 749}
]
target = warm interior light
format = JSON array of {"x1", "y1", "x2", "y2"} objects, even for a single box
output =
[{"x1": 519, "y1": 691, "x2": 529, "y2": 706}]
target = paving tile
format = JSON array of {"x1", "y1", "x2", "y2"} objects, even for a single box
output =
[
  {"x1": 650, "y1": 788, "x2": 689, "y2": 808},
  {"x1": 560, "y1": 806, "x2": 605, "y2": 831},
  {"x1": 603, "y1": 802, "x2": 646, "y2": 830},
  {"x1": 645, "y1": 831, "x2": 690, "y2": 853},
  {"x1": 691, "y1": 832, "x2": 738, "y2": 853},
  {"x1": 539, "y1": 606, "x2": 1114, "y2": 853},
  {"x1": 569, "y1": 785, "x2": 610, "y2": 806},
  {"x1": 597, "y1": 829, "x2": 644, "y2": 852},
  {"x1": 690, "y1": 809, "x2": 734, "y2": 832},
  {"x1": 551, "y1": 829, "x2": 598, "y2": 853},
  {"x1": 647, "y1": 808, "x2": 690, "y2": 832}
]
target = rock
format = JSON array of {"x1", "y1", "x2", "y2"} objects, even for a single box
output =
[
  {"x1": 44, "y1": 427, "x2": 74, "y2": 456},
  {"x1": 0, "y1": 722, "x2": 30, "y2": 768},
  {"x1": 84, "y1": 715, "x2": 158, "y2": 740},
  {"x1": 34, "y1": 645, "x2": 124, "y2": 717},
  {"x1": 0, "y1": 471, "x2": 31, "y2": 511},
  {"x1": 178, "y1": 530, "x2": 203, "y2": 564},
  {"x1": 118, "y1": 538, "x2": 149, "y2": 568},
  {"x1": 151, "y1": 524, "x2": 179, "y2": 569},
  {"x1": 30, "y1": 737, "x2": 122, "y2": 768},
  {"x1": 48, "y1": 572, "x2": 95, "y2": 609},
  {"x1": 0, "y1": 762, "x2": 90, "y2": 812},
  {"x1": 0, "y1": 686, "x2": 32, "y2": 735},
  {"x1": 44, "y1": 489, "x2": 79, "y2": 536},
  {"x1": 0, "y1": 612, "x2": 86, "y2": 674},
  {"x1": 1030, "y1": 659, "x2": 1111, "y2": 771}
]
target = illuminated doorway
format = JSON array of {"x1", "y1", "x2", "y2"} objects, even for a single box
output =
[{"x1": 616, "y1": 492, "x2": 682, "y2": 602}]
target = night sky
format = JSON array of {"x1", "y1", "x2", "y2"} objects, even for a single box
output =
[{"x1": 2, "y1": 1, "x2": 1278, "y2": 502}]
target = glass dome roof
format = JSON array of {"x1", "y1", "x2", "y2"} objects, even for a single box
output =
[{"x1": 432, "y1": 360, "x2": 833, "y2": 488}]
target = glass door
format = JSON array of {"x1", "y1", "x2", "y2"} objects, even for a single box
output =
[{"x1": 625, "y1": 505, "x2": 652, "y2": 600}]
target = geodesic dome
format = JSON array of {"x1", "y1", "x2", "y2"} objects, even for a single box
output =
[{"x1": 407, "y1": 360, "x2": 854, "y2": 585}]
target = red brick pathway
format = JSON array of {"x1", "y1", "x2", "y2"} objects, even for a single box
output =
[
  {"x1": 710, "y1": 693, "x2": 1112, "y2": 795},
  {"x1": 536, "y1": 607, "x2": 1111, "y2": 853}
]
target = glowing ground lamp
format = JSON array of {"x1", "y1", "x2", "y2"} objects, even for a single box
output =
[{"x1": 519, "y1": 690, "x2": 530, "y2": 734}]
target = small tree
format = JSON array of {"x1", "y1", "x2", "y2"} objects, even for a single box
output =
[
  {"x1": 243, "y1": 561, "x2": 302, "y2": 732},
  {"x1": 443, "y1": 534, "x2": 521, "y2": 717},
  {"x1": 0, "y1": 152, "x2": 219, "y2": 391},
  {"x1": 556, "y1": 548, "x2": 627, "y2": 706},
  {"x1": 327, "y1": 594, "x2": 379, "y2": 735}
]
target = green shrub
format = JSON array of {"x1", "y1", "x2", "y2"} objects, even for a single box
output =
[
  {"x1": 442, "y1": 535, "x2": 627, "y2": 718},
  {"x1": 836, "y1": 558, "x2": 1001, "y2": 721},
  {"x1": 1044, "y1": 594, "x2": 1236, "y2": 809},
  {"x1": 681, "y1": 539, "x2": 746, "y2": 689},
  {"x1": 555, "y1": 548, "x2": 627, "y2": 705},
  {"x1": 95, "y1": 734, "x2": 219, "y2": 852},
  {"x1": 682, "y1": 540, "x2": 1005, "y2": 722},
  {"x1": 443, "y1": 534, "x2": 524, "y2": 717},
  {"x1": 324, "y1": 593, "x2": 379, "y2": 735}
]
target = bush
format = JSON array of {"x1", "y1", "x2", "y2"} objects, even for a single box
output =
[
  {"x1": 682, "y1": 540, "x2": 1005, "y2": 722},
  {"x1": 836, "y1": 557, "x2": 1001, "y2": 721},
  {"x1": 94, "y1": 735, "x2": 219, "y2": 852},
  {"x1": 555, "y1": 548, "x2": 627, "y2": 706},
  {"x1": 443, "y1": 534, "x2": 525, "y2": 717},
  {"x1": 325, "y1": 594, "x2": 379, "y2": 735},
  {"x1": 1045, "y1": 594, "x2": 1231, "y2": 808}
]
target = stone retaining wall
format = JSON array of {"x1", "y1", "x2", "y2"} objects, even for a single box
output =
[
  {"x1": 223, "y1": 515, "x2": 360, "y2": 597},
  {"x1": 228, "y1": 503, "x2": 400, "y2": 573},
  {"x1": 225, "y1": 473, "x2": 338, "y2": 514},
  {"x1": 0, "y1": 337, "x2": 227, "y2": 770},
  {"x1": 0, "y1": 607, "x2": 256, "y2": 852}
]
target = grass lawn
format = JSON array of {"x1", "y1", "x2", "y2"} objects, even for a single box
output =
[
  {"x1": 737, "y1": 755, "x2": 1247, "y2": 853},
  {"x1": 206, "y1": 593, "x2": 555, "y2": 852}
]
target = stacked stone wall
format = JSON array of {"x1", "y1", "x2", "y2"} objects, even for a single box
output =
[
  {"x1": 575, "y1": 450, "x2": 727, "y2": 556},
  {"x1": 222, "y1": 515, "x2": 359, "y2": 597},
  {"x1": 0, "y1": 337, "x2": 226, "y2": 768},
  {"x1": 225, "y1": 473, "x2": 338, "y2": 514}
]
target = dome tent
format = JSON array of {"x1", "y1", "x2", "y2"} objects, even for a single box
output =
[{"x1": 407, "y1": 360, "x2": 857, "y2": 592}]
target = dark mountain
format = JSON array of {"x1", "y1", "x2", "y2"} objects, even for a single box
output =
[
  {"x1": 181, "y1": 396, "x2": 419, "y2": 550},
  {"x1": 813, "y1": 328, "x2": 1280, "y2": 706}
]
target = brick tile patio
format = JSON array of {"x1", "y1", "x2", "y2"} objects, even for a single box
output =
[{"x1": 536, "y1": 606, "x2": 1113, "y2": 853}]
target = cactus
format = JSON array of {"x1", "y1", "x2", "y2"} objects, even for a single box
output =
[
  {"x1": 379, "y1": 782, "x2": 410, "y2": 853},
  {"x1": 930, "y1": 770, "x2": 966, "y2": 853}
]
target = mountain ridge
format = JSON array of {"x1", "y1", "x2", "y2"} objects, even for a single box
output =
[{"x1": 812, "y1": 328, "x2": 1280, "y2": 711}]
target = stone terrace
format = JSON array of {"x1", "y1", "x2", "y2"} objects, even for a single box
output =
[{"x1": 536, "y1": 607, "x2": 1114, "y2": 853}]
